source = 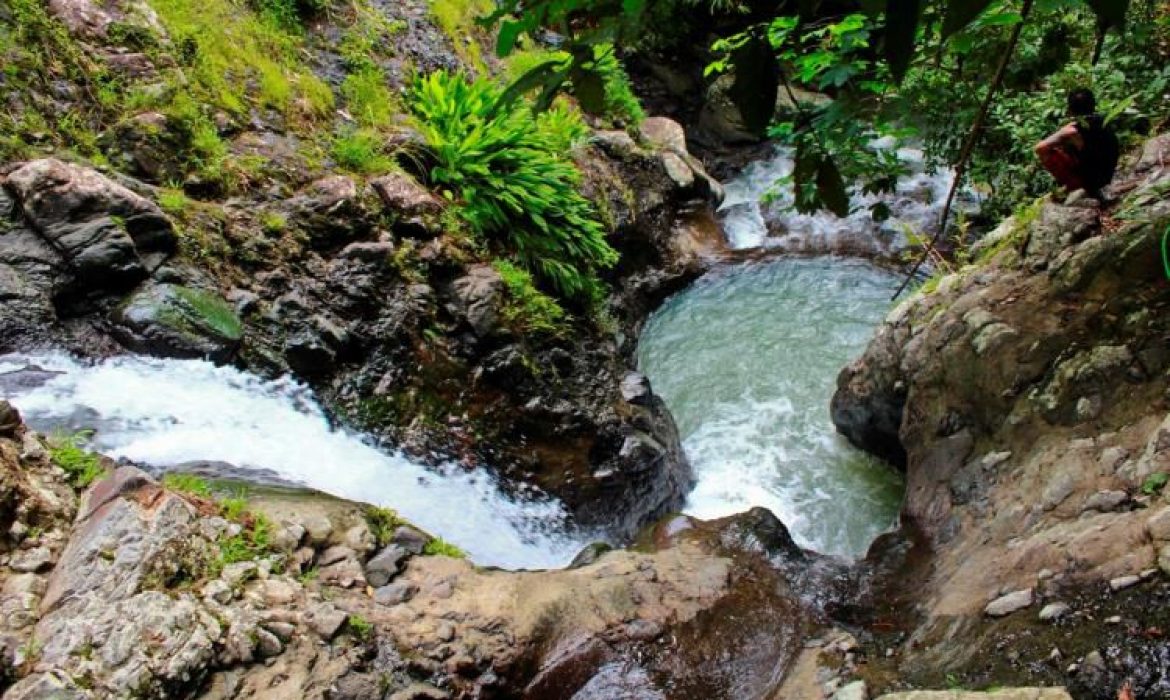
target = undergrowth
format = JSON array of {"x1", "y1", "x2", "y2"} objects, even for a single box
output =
[
  {"x1": 410, "y1": 71, "x2": 616, "y2": 303},
  {"x1": 493, "y1": 259, "x2": 567, "y2": 335},
  {"x1": 46, "y1": 431, "x2": 107, "y2": 488},
  {"x1": 423, "y1": 537, "x2": 466, "y2": 558}
]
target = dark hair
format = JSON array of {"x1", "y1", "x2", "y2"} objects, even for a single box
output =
[{"x1": 1068, "y1": 88, "x2": 1096, "y2": 116}]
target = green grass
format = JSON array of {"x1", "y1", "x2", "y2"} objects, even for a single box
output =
[
  {"x1": 260, "y1": 211, "x2": 288, "y2": 235},
  {"x1": 332, "y1": 128, "x2": 393, "y2": 174},
  {"x1": 1142, "y1": 472, "x2": 1169, "y2": 495},
  {"x1": 47, "y1": 432, "x2": 107, "y2": 488},
  {"x1": 173, "y1": 286, "x2": 243, "y2": 340},
  {"x1": 158, "y1": 188, "x2": 193, "y2": 217},
  {"x1": 364, "y1": 505, "x2": 403, "y2": 547},
  {"x1": 347, "y1": 614, "x2": 374, "y2": 640},
  {"x1": 341, "y1": 66, "x2": 396, "y2": 128},
  {"x1": 493, "y1": 259, "x2": 567, "y2": 335},
  {"x1": 428, "y1": 0, "x2": 494, "y2": 70},
  {"x1": 162, "y1": 473, "x2": 212, "y2": 498},
  {"x1": 423, "y1": 537, "x2": 466, "y2": 558}
]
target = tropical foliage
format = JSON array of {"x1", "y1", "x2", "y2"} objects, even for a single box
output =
[{"x1": 409, "y1": 71, "x2": 617, "y2": 302}]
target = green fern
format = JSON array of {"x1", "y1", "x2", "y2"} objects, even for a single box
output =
[{"x1": 409, "y1": 71, "x2": 617, "y2": 302}]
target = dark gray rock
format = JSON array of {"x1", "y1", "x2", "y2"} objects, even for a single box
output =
[
  {"x1": 110, "y1": 282, "x2": 242, "y2": 361},
  {"x1": 365, "y1": 544, "x2": 408, "y2": 587},
  {"x1": 390, "y1": 525, "x2": 428, "y2": 555},
  {"x1": 369, "y1": 172, "x2": 444, "y2": 238}
]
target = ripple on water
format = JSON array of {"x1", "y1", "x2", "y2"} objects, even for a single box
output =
[{"x1": 637, "y1": 258, "x2": 904, "y2": 558}]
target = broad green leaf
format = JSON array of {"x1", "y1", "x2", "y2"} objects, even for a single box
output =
[
  {"x1": 493, "y1": 58, "x2": 570, "y2": 114},
  {"x1": 496, "y1": 20, "x2": 524, "y2": 58},
  {"x1": 941, "y1": 0, "x2": 993, "y2": 39},
  {"x1": 883, "y1": 0, "x2": 921, "y2": 83}
]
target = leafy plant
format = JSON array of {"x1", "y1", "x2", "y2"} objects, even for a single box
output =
[
  {"x1": 409, "y1": 71, "x2": 617, "y2": 302},
  {"x1": 493, "y1": 259, "x2": 567, "y2": 335},
  {"x1": 1142, "y1": 472, "x2": 1169, "y2": 495},
  {"x1": 423, "y1": 537, "x2": 466, "y2": 558},
  {"x1": 47, "y1": 431, "x2": 107, "y2": 488},
  {"x1": 173, "y1": 286, "x2": 243, "y2": 340},
  {"x1": 158, "y1": 188, "x2": 193, "y2": 217},
  {"x1": 364, "y1": 505, "x2": 403, "y2": 547},
  {"x1": 341, "y1": 66, "x2": 396, "y2": 128},
  {"x1": 162, "y1": 473, "x2": 213, "y2": 498}
]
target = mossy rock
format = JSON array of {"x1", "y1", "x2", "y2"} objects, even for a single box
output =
[{"x1": 111, "y1": 281, "x2": 242, "y2": 361}]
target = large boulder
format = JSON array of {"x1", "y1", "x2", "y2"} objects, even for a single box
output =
[
  {"x1": 110, "y1": 282, "x2": 242, "y2": 361},
  {"x1": 3, "y1": 159, "x2": 175, "y2": 300}
]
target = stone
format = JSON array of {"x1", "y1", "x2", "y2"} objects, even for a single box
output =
[
  {"x1": 1109, "y1": 575, "x2": 1141, "y2": 591},
  {"x1": 10, "y1": 545, "x2": 54, "y2": 573},
  {"x1": 620, "y1": 372, "x2": 652, "y2": 405},
  {"x1": 369, "y1": 172, "x2": 444, "y2": 237},
  {"x1": 1146, "y1": 507, "x2": 1170, "y2": 541},
  {"x1": 1081, "y1": 490, "x2": 1128, "y2": 513},
  {"x1": 0, "y1": 400, "x2": 21, "y2": 437},
  {"x1": 221, "y1": 561, "x2": 259, "y2": 587},
  {"x1": 874, "y1": 690, "x2": 1073, "y2": 699},
  {"x1": 285, "y1": 175, "x2": 375, "y2": 249},
  {"x1": 984, "y1": 588, "x2": 1034, "y2": 617},
  {"x1": 1038, "y1": 602, "x2": 1071, "y2": 622},
  {"x1": 254, "y1": 627, "x2": 283, "y2": 658},
  {"x1": 343, "y1": 524, "x2": 376, "y2": 556},
  {"x1": 5, "y1": 159, "x2": 175, "y2": 294},
  {"x1": 261, "y1": 620, "x2": 296, "y2": 642},
  {"x1": 259, "y1": 578, "x2": 298, "y2": 606},
  {"x1": 110, "y1": 282, "x2": 242, "y2": 361},
  {"x1": 374, "y1": 580, "x2": 419, "y2": 606},
  {"x1": 832, "y1": 680, "x2": 868, "y2": 700},
  {"x1": 305, "y1": 603, "x2": 347, "y2": 640},
  {"x1": 639, "y1": 117, "x2": 688, "y2": 153},
  {"x1": 299, "y1": 514, "x2": 333, "y2": 546},
  {"x1": 390, "y1": 526, "x2": 429, "y2": 555},
  {"x1": 271, "y1": 523, "x2": 306, "y2": 551},
  {"x1": 1081, "y1": 650, "x2": 1106, "y2": 675},
  {"x1": 388, "y1": 683, "x2": 451, "y2": 700},
  {"x1": 319, "y1": 558, "x2": 366, "y2": 588},
  {"x1": 660, "y1": 151, "x2": 695, "y2": 191},
  {"x1": 446, "y1": 264, "x2": 504, "y2": 338},
  {"x1": 202, "y1": 578, "x2": 233, "y2": 604},
  {"x1": 317, "y1": 544, "x2": 357, "y2": 567},
  {"x1": 1158, "y1": 544, "x2": 1170, "y2": 576},
  {"x1": 365, "y1": 544, "x2": 409, "y2": 587}
]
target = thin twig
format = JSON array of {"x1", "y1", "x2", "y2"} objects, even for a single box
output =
[{"x1": 891, "y1": 0, "x2": 1036, "y2": 300}]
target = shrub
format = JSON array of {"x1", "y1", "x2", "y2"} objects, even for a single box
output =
[
  {"x1": 347, "y1": 614, "x2": 374, "y2": 640},
  {"x1": 584, "y1": 44, "x2": 645, "y2": 127},
  {"x1": 409, "y1": 71, "x2": 617, "y2": 302},
  {"x1": 364, "y1": 505, "x2": 403, "y2": 547},
  {"x1": 423, "y1": 537, "x2": 466, "y2": 558}
]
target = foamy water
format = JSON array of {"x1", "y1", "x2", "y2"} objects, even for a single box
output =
[
  {"x1": 720, "y1": 144, "x2": 974, "y2": 255},
  {"x1": 637, "y1": 259, "x2": 904, "y2": 557},
  {"x1": 0, "y1": 354, "x2": 591, "y2": 569}
]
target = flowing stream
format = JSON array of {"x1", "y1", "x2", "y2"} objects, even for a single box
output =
[
  {"x1": 637, "y1": 258, "x2": 904, "y2": 558},
  {"x1": 0, "y1": 353, "x2": 590, "y2": 570}
]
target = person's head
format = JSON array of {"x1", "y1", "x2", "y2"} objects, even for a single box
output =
[{"x1": 1067, "y1": 88, "x2": 1096, "y2": 117}]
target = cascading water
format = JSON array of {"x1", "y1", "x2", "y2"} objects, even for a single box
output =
[
  {"x1": 636, "y1": 258, "x2": 903, "y2": 558},
  {"x1": 0, "y1": 353, "x2": 591, "y2": 570},
  {"x1": 719, "y1": 143, "x2": 975, "y2": 255}
]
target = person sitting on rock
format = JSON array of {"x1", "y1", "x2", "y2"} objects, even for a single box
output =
[{"x1": 1034, "y1": 87, "x2": 1120, "y2": 200}]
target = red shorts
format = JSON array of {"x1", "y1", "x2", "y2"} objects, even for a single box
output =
[{"x1": 1039, "y1": 147, "x2": 1086, "y2": 191}]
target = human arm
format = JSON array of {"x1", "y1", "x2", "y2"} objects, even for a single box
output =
[{"x1": 1034, "y1": 122, "x2": 1083, "y2": 156}]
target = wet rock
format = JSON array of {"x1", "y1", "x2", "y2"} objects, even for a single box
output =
[
  {"x1": 445, "y1": 264, "x2": 504, "y2": 338},
  {"x1": 620, "y1": 371, "x2": 653, "y2": 405},
  {"x1": 365, "y1": 544, "x2": 409, "y2": 587},
  {"x1": 638, "y1": 117, "x2": 688, "y2": 154},
  {"x1": 984, "y1": 588, "x2": 1034, "y2": 617},
  {"x1": 568, "y1": 542, "x2": 614, "y2": 569},
  {"x1": 0, "y1": 401, "x2": 21, "y2": 437},
  {"x1": 370, "y1": 172, "x2": 444, "y2": 237},
  {"x1": 4, "y1": 159, "x2": 175, "y2": 297},
  {"x1": 110, "y1": 282, "x2": 242, "y2": 361},
  {"x1": 660, "y1": 151, "x2": 695, "y2": 191},
  {"x1": 285, "y1": 175, "x2": 376, "y2": 250}
]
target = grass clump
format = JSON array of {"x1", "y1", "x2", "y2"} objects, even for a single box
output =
[
  {"x1": 409, "y1": 71, "x2": 617, "y2": 303},
  {"x1": 428, "y1": 0, "x2": 494, "y2": 69},
  {"x1": 162, "y1": 473, "x2": 212, "y2": 498},
  {"x1": 158, "y1": 187, "x2": 193, "y2": 217},
  {"x1": 423, "y1": 537, "x2": 466, "y2": 559},
  {"x1": 364, "y1": 505, "x2": 403, "y2": 547},
  {"x1": 347, "y1": 614, "x2": 375, "y2": 641},
  {"x1": 47, "y1": 432, "x2": 107, "y2": 489},
  {"x1": 1142, "y1": 472, "x2": 1169, "y2": 496},
  {"x1": 341, "y1": 66, "x2": 396, "y2": 128},
  {"x1": 332, "y1": 128, "x2": 393, "y2": 174},
  {"x1": 493, "y1": 259, "x2": 567, "y2": 335}
]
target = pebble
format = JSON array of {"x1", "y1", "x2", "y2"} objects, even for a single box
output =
[
  {"x1": 365, "y1": 545, "x2": 409, "y2": 588},
  {"x1": 1105, "y1": 615, "x2": 1122, "y2": 624},
  {"x1": 300, "y1": 514, "x2": 333, "y2": 546},
  {"x1": 305, "y1": 603, "x2": 347, "y2": 640},
  {"x1": 317, "y1": 545, "x2": 357, "y2": 567},
  {"x1": 1039, "y1": 602, "x2": 1071, "y2": 622},
  {"x1": 984, "y1": 588, "x2": 1034, "y2": 617},
  {"x1": 374, "y1": 581, "x2": 419, "y2": 606},
  {"x1": 1109, "y1": 574, "x2": 1141, "y2": 591},
  {"x1": 255, "y1": 628, "x2": 283, "y2": 657}
]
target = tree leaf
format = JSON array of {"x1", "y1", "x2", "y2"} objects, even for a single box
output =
[
  {"x1": 569, "y1": 64, "x2": 609, "y2": 115},
  {"x1": 1082, "y1": 0, "x2": 1129, "y2": 29},
  {"x1": 883, "y1": 0, "x2": 921, "y2": 83},
  {"x1": 496, "y1": 20, "x2": 524, "y2": 58},
  {"x1": 816, "y1": 155, "x2": 850, "y2": 217},
  {"x1": 941, "y1": 0, "x2": 993, "y2": 38},
  {"x1": 493, "y1": 58, "x2": 570, "y2": 115},
  {"x1": 728, "y1": 33, "x2": 780, "y2": 136}
]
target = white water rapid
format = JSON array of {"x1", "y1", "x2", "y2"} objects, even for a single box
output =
[
  {"x1": 719, "y1": 143, "x2": 975, "y2": 254},
  {"x1": 0, "y1": 353, "x2": 591, "y2": 570}
]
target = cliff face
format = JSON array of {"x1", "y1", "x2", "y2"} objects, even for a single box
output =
[{"x1": 833, "y1": 134, "x2": 1170, "y2": 697}]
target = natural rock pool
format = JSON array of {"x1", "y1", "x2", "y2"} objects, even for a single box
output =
[{"x1": 637, "y1": 257, "x2": 904, "y2": 557}]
